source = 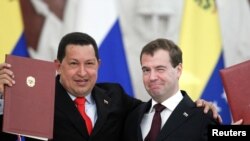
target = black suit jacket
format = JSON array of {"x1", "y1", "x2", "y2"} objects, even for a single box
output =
[
  {"x1": 0, "y1": 115, "x2": 17, "y2": 141},
  {"x1": 1, "y1": 75, "x2": 141, "y2": 141},
  {"x1": 123, "y1": 91, "x2": 219, "y2": 141}
]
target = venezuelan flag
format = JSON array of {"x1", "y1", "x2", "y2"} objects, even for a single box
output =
[
  {"x1": 0, "y1": 0, "x2": 29, "y2": 63},
  {"x1": 179, "y1": 0, "x2": 231, "y2": 124}
]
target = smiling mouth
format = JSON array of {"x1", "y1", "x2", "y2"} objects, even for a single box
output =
[
  {"x1": 149, "y1": 83, "x2": 161, "y2": 88},
  {"x1": 149, "y1": 86, "x2": 161, "y2": 92},
  {"x1": 75, "y1": 79, "x2": 88, "y2": 85}
]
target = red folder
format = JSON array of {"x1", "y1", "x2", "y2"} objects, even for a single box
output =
[
  {"x1": 3, "y1": 55, "x2": 56, "y2": 140},
  {"x1": 219, "y1": 60, "x2": 250, "y2": 124}
]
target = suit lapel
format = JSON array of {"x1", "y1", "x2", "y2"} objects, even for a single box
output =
[
  {"x1": 158, "y1": 92, "x2": 195, "y2": 140},
  {"x1": 55, "y1": 80, "x2": 89, "y2": 139},
  {"x1": 90, "y1": 86, "x2": 111, "y2": 136},
  {"x1": 138, "y1": 101, "x2": 152, "y2": 141}
]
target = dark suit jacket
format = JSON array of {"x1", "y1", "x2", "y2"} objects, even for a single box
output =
[
  {"x1": 1, "y1": 75, "x2": 141, "y2": 141},
  {"x1": 0, "y1": 115, "x2": 17, "y2": 141},
  {"x1": 123, "y1": 90, "x2": 219, "y2": 141}
]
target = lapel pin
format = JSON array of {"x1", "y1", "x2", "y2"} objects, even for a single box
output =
[
  {"x1": 183, "y1": 112, "x2": 188, "y2": 117},
  {"x1": 104, "y1": 99, "x2": 109, "y2": 104}
]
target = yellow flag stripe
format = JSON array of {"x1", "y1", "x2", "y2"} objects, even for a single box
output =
[
  {"x1": 179, "y1": 0, "x2": 222, "y2": 100},
  {"x1": 0, "y1": 0, "x2": 23, "y2": 63}
]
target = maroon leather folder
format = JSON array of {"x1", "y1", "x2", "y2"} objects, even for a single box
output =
[
  {"x1": 220, "y1": 60, "x2": 250, "y2": 124},
  {"x1": 3, "y1": 55, "x2": 56, "y2": 140}
]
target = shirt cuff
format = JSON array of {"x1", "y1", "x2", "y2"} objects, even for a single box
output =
[{"x1": 0, "y1": 99, "x2": 3, "y2": 115}]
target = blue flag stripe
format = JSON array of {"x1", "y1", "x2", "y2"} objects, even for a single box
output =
[
  {"x1": 201, "y1": 52, "x2": 231, "y2": 124},
  {"x1": 97, "y1": 19, "x2": 134, "y2": 96},
  {"x1": 11, "y1": 32, "x2": 29, "y2": 57}
]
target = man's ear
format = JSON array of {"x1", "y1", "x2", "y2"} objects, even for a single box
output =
[
  {"x1": 177, "y1": 63, "x2": 182, "y2": 76},
  {"x1": 98, "y1": 59, "x2": 101, "y2": 67},
  {"x1": 54, "y1": 59, "x2": 61, "y2": 74}
]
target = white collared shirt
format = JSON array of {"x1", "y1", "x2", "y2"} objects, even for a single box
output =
[
  {"x1": 140, "y1": 90, "x2": 183, "y2": 139},
  {"x1": 0, "y1": 99, "x2": 3, "y2": 115},
  {"x1": 68, "y1": 93, "x2": 97, "y2": 127}
]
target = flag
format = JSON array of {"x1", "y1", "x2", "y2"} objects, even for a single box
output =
[
  {"x1": 74, "y1": 0, "x2": 134, "y2": 96},
  {"x1": 0, "y1": 0, "x2": 28, "y2": 140},
  {"x1": 217, "y1": 0, "x2": 250, "y2": 67},
  {"x1": 0, "y1": 0, "x2": 29, "y2": 63},
  {"x1": 179, "y1": 0, "x2": 231, "y2": 124}
]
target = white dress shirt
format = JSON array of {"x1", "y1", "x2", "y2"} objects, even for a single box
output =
[
  {"x1": 140, "y1": 90, "x2": 183, "y2": 139},
  {"x1": 68, "y1": 93, "x2": 97, "y2": 127}
]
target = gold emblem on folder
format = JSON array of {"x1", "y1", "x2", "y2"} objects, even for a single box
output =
[{"x1": 26, "y1": 76, "x2": 35, "y2": 87}]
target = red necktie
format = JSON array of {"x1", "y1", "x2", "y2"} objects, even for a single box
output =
[
  {"x1": 75, "y1": 97, "x2": 93, "y2": 135},
  {"x1": 145, "y1": 103, "x2": 166, "y2": 141}
]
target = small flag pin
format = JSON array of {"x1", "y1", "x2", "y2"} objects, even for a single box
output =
[
  {"x1": 104, "y1": 99, "x2": 109, "y2": 104},
  {"x1": 183, "y1": 112, "x2": 188, "y2": 117}
]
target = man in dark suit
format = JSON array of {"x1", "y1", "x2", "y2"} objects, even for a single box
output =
[
  {"x1": 123, "y1": 38, "x2": 219, "y2": 141},
  {"x1": 0, "y1": 32, "x2": 140, "y2": 141},
  {"x1": 0, "y1": 33, "x2": 219, "y2": 141}
]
